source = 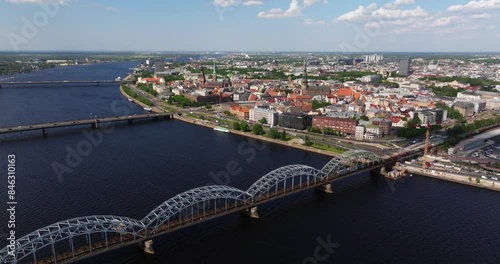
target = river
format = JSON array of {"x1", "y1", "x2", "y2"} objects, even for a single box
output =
[{"x1": 0, "y1": 62, "x2": 499, "y2": 264}]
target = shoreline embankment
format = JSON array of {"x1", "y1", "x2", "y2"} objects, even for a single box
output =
[{"x1": 405, "y1": 165, "x2": 500, "y2": 192}]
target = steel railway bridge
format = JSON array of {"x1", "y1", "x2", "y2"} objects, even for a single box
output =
[{"x1": 0, "y1": 150, "x2": 383, "y2": 264}]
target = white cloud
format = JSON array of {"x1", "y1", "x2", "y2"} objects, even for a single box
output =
[
  {"x1": 4, "y1": 0, "x2": 71, "y2": 4},
  {"x1": 431, "y1": 16, "x2": 461, "y2": 27},
  {"x1": 470, "y1": 13, "x2": 493, "y2": 19},
  {"x1": 372, "y1": 6, "x2": 429, "y2": 19},
  {"x1": 257, "y1": 0, "x2": 302, "y2": 19},
  {"x1": 304, "y1": 18, "x2": 325, "y2": 25},
  {"x1": 243, "y1": 0, "x2": 263, "y2": 6},
  {"x1": 303, "y1": 0, "x2": 327, "y2": 7},
  {"x1": 337, "y1": 4, "x2": 378, "y2": 21},
  {"x1": 213, "y1": 0, "x2": 263, "y2": 7},
  {"x1": 394, "y1": 0, "x2": 415, "y2": 5},
  {"x1": 447, "y1": 0, "x2": 500, "y2": 12}
]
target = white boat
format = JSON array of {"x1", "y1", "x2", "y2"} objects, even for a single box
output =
[
  {"x1": 213, "y1": 126, "x2": 230, "y2": 133},
  {"x1": 144, "y1": 107, "x2": 152, "y2": 112},
  {"x1": 128, "y1": 98, "x2": 133, "y2": 102}
]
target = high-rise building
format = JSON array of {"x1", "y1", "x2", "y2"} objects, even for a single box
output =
[{"x1": 399, "y1": 58, "x2": 411, "y2": 76}]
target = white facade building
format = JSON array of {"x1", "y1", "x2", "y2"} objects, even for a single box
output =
[{"x1": 249, "y1": 108, "x2": 278, "y2": 126}]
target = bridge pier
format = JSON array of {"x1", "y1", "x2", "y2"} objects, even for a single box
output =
[
  {"x1": 242, "y1": 206, "x2": 259, "y2": 219},
  {"x1": 316, "y1": 183, "x2": 333, "y2": 194},
  {"x1": 139, "y1": 239, "x2": 155, "y2": 254},
  {"x1": 42, "y1": 128, "x2": 48, "y2": 137},
  {"x1": 372, "y1": 166, "x2": 387, "y2": 176}
]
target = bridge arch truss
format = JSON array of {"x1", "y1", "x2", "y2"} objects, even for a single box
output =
[
  {"x1": 0, "y1": 216, "x2": 146, "y2": 264},
  {"x1": 142, "y1": 185, "x2": 251, "y2": 235},
  {"x1": 246, "y1": 165, "x2": 321, "y2": 203}
]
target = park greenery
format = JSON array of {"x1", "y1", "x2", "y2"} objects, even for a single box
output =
[
  {"x1": 396, "y1": 117, "x2": 441, "y2": 138},
  {"x1": 421, "y1": 76, "x2": 500, "y2": 87},
  {"x1": 259, "y1": 117, "x2": 268, "y2": 124},
  {"x1": 252, "y1": 124, "x2": 265, "y2": 135},
  {"x1": 233, "y1": 122, "x2": 251, "y2": 132},
  {"x1": 428, "y1": 86, "x2": 464, "y2": 97},
  {"x1": 304, "y1": 136, "x2": 313, "y2": 146},
  {"x1": 267, "y1": 128, "x2": 289, "y2": 141},
  {"x1": 435, "y1": 102, "x2": 464, "y2": 121},
  {"x1": 312, "y1": 100, "x2": 332, "y2": 110},
  {"x1": 164, "y1": 75, "x2": 185, "y2": 83},
  {"x1": 168, "y1": 95, "x2": 198, "y2": 107},
  {"x1": 0, "y1": 62, "x2": 55, "y2": 76},
  {"x1": 441, "y1": 116, "x2": 500, "y2": 150},
  {"x1": 359, "y1": 115, "x2": 369, "y2": 121},
  {"x1": 121, "y1": 85, "x2": 153, "y2": 107},
  {"x1": 137, "y1": 83, "x2": 158, "y2": 97}
]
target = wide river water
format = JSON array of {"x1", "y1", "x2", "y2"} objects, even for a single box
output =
[{"x1": 0, "y1": 63, "x2": 499, "y2": 264}]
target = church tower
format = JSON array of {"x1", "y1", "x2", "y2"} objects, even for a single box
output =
[
  {"x1": 212, "y1": 62, "x2": 217, "y2": 82},
  {"x1": 301, "y1": 60, "x2": 308, "y2": 94},
  {"x1": 199, "y1": 66, "x2": 206, "y2": 87}
]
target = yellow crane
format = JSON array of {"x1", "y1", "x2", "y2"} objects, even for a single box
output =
[{"x1": 422, "y1": 123, "x2": 431, "y2": 170}]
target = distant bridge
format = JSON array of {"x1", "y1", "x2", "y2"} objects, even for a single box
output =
[
  {"x1": 0, "y1": 80, "x2": 131, "y2": 88},
  {"x1": 0, "y1": 150, "x2": 384, "y2": 264},
  {"x1": 0, "y1": 113, "x2": 172, "y2": 137}
]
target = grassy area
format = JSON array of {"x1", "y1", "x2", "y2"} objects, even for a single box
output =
[
  {"x1": 311, "y1": 143, "x2": 346, "y2": 154},
  {"x1": 121, "y1": 85, "x2": 153, "y2": 106}
]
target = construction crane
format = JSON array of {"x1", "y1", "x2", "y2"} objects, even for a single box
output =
[{"x1": 422, "y1": 122, "x2": 431, "y2": 170}]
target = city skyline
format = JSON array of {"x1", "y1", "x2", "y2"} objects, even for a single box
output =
[{"x1": 1, "y1": 0, "x2": 500, "y2": 52}]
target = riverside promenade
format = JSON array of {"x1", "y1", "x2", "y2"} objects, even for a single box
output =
[{"x1": 405, "y1": 164, "x2": 500, "y2": 192}]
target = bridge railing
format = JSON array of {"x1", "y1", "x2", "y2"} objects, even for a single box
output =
[{"x1": 0, "y1": 151, "x2": 383, "y2": 264}]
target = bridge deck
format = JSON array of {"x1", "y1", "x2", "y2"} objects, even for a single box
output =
[
  {"x1": 0, "y1": 113, "x2": 172, "y2": 135},
  {"x1": 29, "y1": 166, "x2": 381, "y2": 264}
]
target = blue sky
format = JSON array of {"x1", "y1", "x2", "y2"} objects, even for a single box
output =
[{"x1": 1, "y1": 0, "x2": 499, "y2": 52}]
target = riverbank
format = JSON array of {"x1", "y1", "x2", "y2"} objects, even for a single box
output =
[
  {"x1": 119, "y1": 85, "x2": 164, "y2": 113},
  {"x1": 405, "y1": 165, "x2": 500, "y2": 192},
  {"x1": 174, "y1": 114, "x2": 341, "y2": 157}
]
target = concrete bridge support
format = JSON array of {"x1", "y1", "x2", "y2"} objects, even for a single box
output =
[
  {"x1": 42, "y1": 128, "x2": 48, "y2": 137},
  {"x1": 91, "y1": 122, "x2": 98, "y2": 129},
  {"x1": 317, "y1": 183, "x2": 333, "y2": 193},
  {"x1": 243, "y1": 207, "x2": 259, "y2": 219},
  {"x1": 139, "y1": 240, "x2": 155, "y2": 254},
  {"x1": 373, "y1": 167, "x2": 387, "y2": 176}
]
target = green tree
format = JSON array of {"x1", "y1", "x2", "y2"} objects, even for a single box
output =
[
  {"x1": 359, "y1": 115, "x2": 369, "y2": 121},
  {"x1": 205, "y1": 105, "x2": 212, "y2": 110},
  {"x1": 259, "y1": 117, "x2": 268, "y2": 124},
  {"x1": 252, "y1": 124, "x2": 265, "y2": 135},
  {"x1": 280, "y1": 130, "x2": 287, "y2": 140},
  {"x1": 304, "y1": 136, "x2": 313, "y2": 146},
  {"x1": 240, "y1": 122, "x2": 250, "y2": 132},
  {"x1": 233, "y1": 122, "x2": 241, "y2": 131},
  {"x1": 268, "y1": 128, "x2": 281, "y2": 139},
  {"x1": 476, "y1": 177, "x2": 480, "y2": 183}
]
